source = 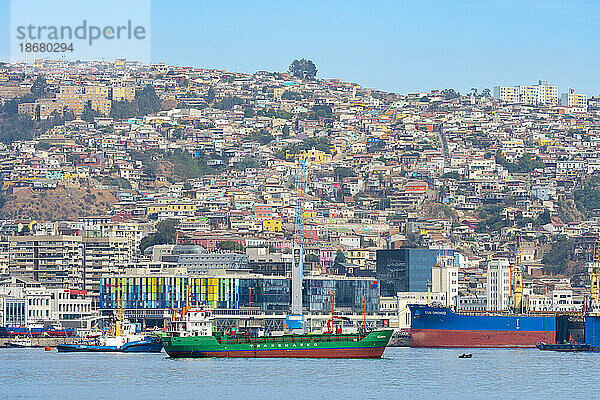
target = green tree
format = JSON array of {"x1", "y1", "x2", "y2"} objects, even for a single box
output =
[
  {"x1": 334, "y1": 167, "x2": 355, "y2": 181},
  {"x1": 110, "y1": 100, "x2": 138, "y2": 120},
  {"x1": 281, "y1": 90, "x2": 302, "y2": 101},
  {"x1": 542, "y1": 236, "x2": 573, "y2": 275},
  {"x1": 441, "y1": 172, "x2": 460, "y2": 180},
  {"x1": 244, "y1": 131, "x2": 274, "y2": 145},
  {"x1": 244, "y1": 107, "x2": 255, "y2": 118},
  {"x1": 310, "y1": 104, "x2": 333, "y2": 119},
  {"x1": 289, "y1": 58, "x2": 318, "y2": 80},
  {"x1": 30, "y1": 76, "x2": 48, "y2": 98},
  {"x1": 236, "y1": 157, "x2": 261, "y2": 171},
  {"x1": 139, "y1": 218, "x2": 180, "y2": 252},
  {"x1": 536, "y1": 210, "x2": 551, "y2": 226},
  {"x1": 135, "y1": 85, "x2": 161, "y2": 116},
  {"x1": 217, "y1": 241, "x2": 245, "y2": 251},
  {"x1": 334, "y1": 250, "x2": 346, "y2": 264},
  {"x1": 441, "y1": 88, "x2": 460, "y2": 100},
  {"x1": 214, "y1": 96, "x2": 245, "y2": 110},
  {"x1": 205, "y1": 87, "x2": 216, "y2": 103},
  {"x1": 81, "y1": 104, "x2": 102, "y2": 122},
  {"x1": 495, "y1": 149, "x2": 507, "y2": 165}
]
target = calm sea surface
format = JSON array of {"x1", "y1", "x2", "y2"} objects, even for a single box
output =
[{"x1": 0, "y1": 347, "x2": 598, "y2": 399}]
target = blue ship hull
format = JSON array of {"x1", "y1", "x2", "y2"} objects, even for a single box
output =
[
  {"x1": 409, "y1": 305, "x2": 556, "y2": 348},
  {"x1": 57, "y1": 338, "x2": 163, "y2": 353}
]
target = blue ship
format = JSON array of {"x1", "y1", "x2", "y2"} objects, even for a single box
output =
[
  {"x1": 409, "y1": 305, "x2": 556, "y2": 348},
  {"x1": 57, "y1": 336, "x2": 162, "y2": 353},
  {"x1": 56, "y1": 319, "x2": 162, "y2": 353}
]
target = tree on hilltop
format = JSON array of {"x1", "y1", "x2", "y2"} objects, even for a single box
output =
[{"x1": 289, "y1": 59, "x2": 318, "y2": 80}]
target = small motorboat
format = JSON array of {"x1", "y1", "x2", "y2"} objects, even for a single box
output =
[
  {"x1": 5, "y1": 337, "x2": 38, "y2": 348},
  {"x1": 458, "y1": 353, "x2": 473, "y2": 358}
]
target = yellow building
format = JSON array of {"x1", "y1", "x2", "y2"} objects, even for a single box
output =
[
  {"x1": 112, "y1": 86, "x2": 136, "y2": 102},
  {"x1": 494, "y1": 81, "x2": 558, "y2": 106},
  {"x1": 262, "y1": 219, "x2": 283, "y2": 232},
  {"x1": 18, "y1": 99, "x2": 62, "y2": 120},
  {"x1": 561, "y1": 89, "x2": 588, "y2": 110},
  {"x1": 347, "y1": 249, "x2": 376, "y2": 270},
  {"x1": 147, "y1": 201, "x2": 197, "y2": 218},
  {"x1": 297, "y1": 148, "x2": 332, "y2": 165},
  {"x1": 56, "y1": 85, "x2": 111, "y2": 115},
  {"x1": 114, "y1": 59, "x2": 126, "y2": 70},
  {"x1": 302, "y1": 210, "x2": 316, "y2": 222}
]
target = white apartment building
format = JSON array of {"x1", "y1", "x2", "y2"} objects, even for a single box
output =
[
  {"x1": 494, "y1": 80, "x2": 558, "y2": 106},
  {"x1": 561, "y1": 88, "x2": 588, "y2": 111},
  {"x1": 431, "y1": 255, "x2": 458, "y2": 307},
  {"x1": 486, "y1": 258, "x2": 511, "y2": 311}
]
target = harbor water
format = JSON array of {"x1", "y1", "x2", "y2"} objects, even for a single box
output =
[{"x1": 1, "y1": 347, "x2": 599, "y2": 399}]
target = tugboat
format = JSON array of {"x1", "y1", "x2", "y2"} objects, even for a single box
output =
[
  {"x1": 161, "y1": 307, "x2": 393, "y2": 359},
  {"x1": 57, "y1": 318, "x2": 162, "y2": 353}
]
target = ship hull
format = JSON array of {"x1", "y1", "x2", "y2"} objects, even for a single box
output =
[
  {"x1": 57, "y1": 338, "x2": 162, "y2": 353},
  {"x1": 409, "y1": 305, "x2": 556, "y2": 348},
  {"x1": 163, "y1": 330, "x2": 393, "y2": 359},
  {"x1": 166, "y1": 347, "x2": 385, "y2": 359},
  {"x1": 411, "y1": 328, "x2": 555, "y2": 348}
]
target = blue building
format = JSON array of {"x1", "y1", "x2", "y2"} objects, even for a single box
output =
[{"x1": 376, "y1": 248, "x2": 454, "y2": 296}]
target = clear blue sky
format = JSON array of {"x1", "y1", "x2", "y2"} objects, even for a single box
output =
[{"x1": 1, "y1": 0, "x2": 598, "y2": 95}]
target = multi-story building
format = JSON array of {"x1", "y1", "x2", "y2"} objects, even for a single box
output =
[
  {"x1": 486, "y1": 258, "x2": 511, "y2": 311},
  {"x1": 494, "y1": 80, "x2": 558, "y2": 106},
  {"x1": 82, "y1": 237, "x2": 132, "y2": 297},
  {"x1": 376, "y1": 248, "x2": 454, "y2": 296},
  {"x1": 55, "y1": 85, "x2": 111, "y2": 115},
  {"x1": 146, "y1": 201, "x2": 197, "y2": 220},
  {"x1": 100, "y1": 221, "x2": 153, "y2": 256},
  {"x1": 17, "y1": 98, "x2": 62, "y2": 120},
  {"x1": 99, "y1": 273, "x2": 381, "y2": 319},
  {"x1": 493, "y1": 86, "x2": 518, "y2": 103},
  {"x1": 8, "y1": 235, "x2": 84, "y2": 289},
  {"x1": 111, "y1": 86, "x2": 136, "y2": 102},
  {"x1": 346, "y1": 248, "x2": 377, "y2": 271},
  {"x1": 560, "y1": 88, "x2": 588, "y2": 111},
  {"x1": 431, "y1": 255, "x2": 458, "y2": 307},
  {"x1": 7, "y1": 235, "x2": 134, "y2": 301}
]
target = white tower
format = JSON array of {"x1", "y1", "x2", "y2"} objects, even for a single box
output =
[
  {"x1": 486, "y1": 258, "x2": 511, "y2": 311},
  {"x1": 432, "y1": 252, "x2": 458, "y2": 307}
]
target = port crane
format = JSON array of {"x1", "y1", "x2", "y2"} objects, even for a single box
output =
[
  {"x1": 291, "y1": 158, "x2": 307, "y2": 316},
  {"x1": 513, "y1": 233, "x2": 524, "y2": 314},
  {"x1": 590, "y1": 240, "x2": 600, "y2": 304}
]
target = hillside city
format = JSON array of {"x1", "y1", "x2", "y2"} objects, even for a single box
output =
[{"x1": 0, "y1": 58, "x2": 598, "y2": 331}]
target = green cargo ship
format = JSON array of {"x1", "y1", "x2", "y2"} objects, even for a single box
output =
[{"x1": 161, "y1": 308, "x2": 393, "y2": 359}]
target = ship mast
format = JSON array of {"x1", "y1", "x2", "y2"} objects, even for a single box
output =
[{"x1": 513, "y1": 233, "x2": 523, "y2": 314}]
